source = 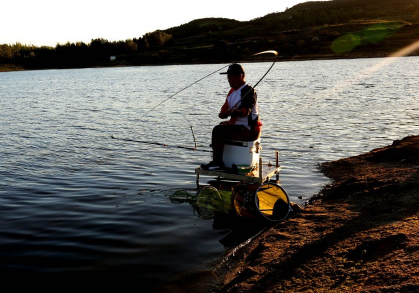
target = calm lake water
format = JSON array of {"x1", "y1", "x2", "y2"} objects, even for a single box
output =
[{"x1": 1, "y1": 57, "x2": 418, "y2": 289}]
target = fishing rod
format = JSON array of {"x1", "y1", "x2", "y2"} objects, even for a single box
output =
[
  {"x1": 145, "y1": 50, "x2": 278, "y2": 149},
  {"x1": 145, "y1": 50, "x2": 277, "y2": 115},
  {"x1": 111, "y1": 50, "x2": 277, "y2": 152},
  {"x1": 228, "y1": 50, "x2": 278, "y2": 111},
  {"x1": 112, "y1": 64, "x2": 229, "y2": 152},
  {"x1": 144, "y1": 64, "x2": 230, "y2": 115},
  {"x1": 110, "y1": 135, "x2": 211, "y2": 152}
]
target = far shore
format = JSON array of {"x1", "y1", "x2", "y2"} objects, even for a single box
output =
[{"x1": 2, "y1": 51, "x2": 417, "y2": 73}]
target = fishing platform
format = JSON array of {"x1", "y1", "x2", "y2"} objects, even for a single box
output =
[
  {"x1": 195, "y1": 138, "x2": 281, "y2": 188},
  {"x1": 194, "y1": 138, "x2": 290, "y2": 223}
]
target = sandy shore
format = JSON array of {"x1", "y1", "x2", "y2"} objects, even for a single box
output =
[
  {"x1": 157, "y1": 135, "x2": 419, "y2": 293},
  {"x1": 210, "y1": 135, "x2": 419, "y2": 292}
]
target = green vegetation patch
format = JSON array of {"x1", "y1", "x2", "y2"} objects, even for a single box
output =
[{"x1": 331, "y1": 21, "x2": 403, "y2": 53}]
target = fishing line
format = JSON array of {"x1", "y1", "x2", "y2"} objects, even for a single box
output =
[
  {"x1": 110, "y1": 135, "x2": 211, "y2": 152},
  {"x1": 144, "y1": 64, "x2": 230, "y2": 115},
  {"x1": 112, "y1": 64, "x2": 229, "y2": 152}
]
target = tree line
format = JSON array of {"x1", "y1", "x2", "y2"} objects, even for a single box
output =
[
  {"x1": 1, "y1": 0, "x2": 419, "y2": 71},
  {"x1": 0, "y1": 30, "x2": 173, "y2": 70}
]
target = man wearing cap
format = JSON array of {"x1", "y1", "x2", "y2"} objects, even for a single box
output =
[{"x1": 201, "y1": 63, "x2": 262, "y2": 170}]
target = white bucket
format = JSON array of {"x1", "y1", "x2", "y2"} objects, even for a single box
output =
[{"x1": 222, "y1": 139, "x2": 261, "y2": 168}]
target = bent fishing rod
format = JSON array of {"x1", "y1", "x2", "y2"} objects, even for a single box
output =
[
  {"x1": 111, "y1": 50, "x2": 278, "y2": 152},
  {"x1": 228, "y1": 50, "x2": 278, "y2": 112}
]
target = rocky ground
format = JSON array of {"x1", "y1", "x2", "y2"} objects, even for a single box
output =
[{"x1": 211, "y1": 135, "x2": 419, "y2": 293}]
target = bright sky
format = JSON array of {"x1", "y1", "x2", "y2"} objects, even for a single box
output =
[{"x1": 1, "y1": 0, "x2": 323, "y2": 47}]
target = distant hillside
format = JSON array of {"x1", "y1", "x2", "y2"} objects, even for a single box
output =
[
  {"x1": 1, "y1": 0, "x2": 419, "y2": 71},
  {"x1": 165, "y1": 0, "x2": 419, "y2": 40},
  {"x1": 149, "y1": 0, "x2": 419, "y2": 63}
]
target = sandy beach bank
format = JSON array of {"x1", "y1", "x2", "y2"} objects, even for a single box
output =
[{"x1": 211, "y1": 135, "x2": 419, "y2": 292}]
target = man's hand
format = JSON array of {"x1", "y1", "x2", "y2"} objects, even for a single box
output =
[
  {"x1": 218, "y1": 110, "x2": 231, "y2": 119},
  {"x1": 219, "y1": 107, "x2": 245, "y2": 119},
  {"x1": 229, "y1": 108, "x2": 244, "y2": 117}
]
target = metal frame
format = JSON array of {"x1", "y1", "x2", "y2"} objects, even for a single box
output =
[{"x1": 195, "y1": 151, "x2": 281, "y2": 188}]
